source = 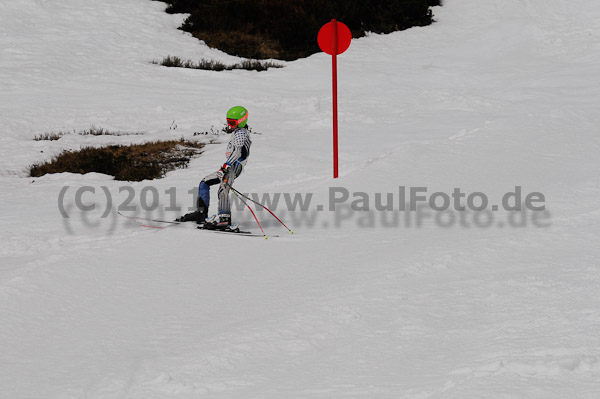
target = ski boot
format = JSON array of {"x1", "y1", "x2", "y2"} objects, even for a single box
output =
[
  {"x1": 176, "y1": 198, "x2": 208, "y2": 224},
  {"x1": 175, "y1": 210, "x2": 207, "y2": 223},
  {"x1": 204, "y1": 214, "x2": 239, "y2": 232}
]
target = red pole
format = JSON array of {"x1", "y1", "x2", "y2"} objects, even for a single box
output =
[{"x1": 331, "y1": 19, "x2": 339, "y2": 179}]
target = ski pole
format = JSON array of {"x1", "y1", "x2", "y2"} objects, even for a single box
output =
[
  {"x1": 231, "y1": 189, "x2": 268, "y2": 239},
  {"x1": 227, "y1": 184, "x2": 294, "y2": 234}
]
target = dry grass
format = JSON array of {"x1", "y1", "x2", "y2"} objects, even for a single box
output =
[
  {"x1": 34, "y1": 132, "x2": 66, "y2": 141},
  {"x1": 78, "y1": 126, "x2": 143, "y2": 136},
  {"x1": 34, "y1": 126, "x2": 143, "y2": 141},
  {"x1": 153, "y1": 56, "x2": 283, "y2": 72},
  {"x1": 30, "y1": 139, "x2": 205, "y2": 181}
]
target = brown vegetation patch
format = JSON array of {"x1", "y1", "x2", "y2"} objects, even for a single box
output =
[
  {"x1": 153, "y1": 56, "x2": 283, "y2": 71},
  {"x1": 30, "y1": 139, "x2": 205, "y2": 181}
]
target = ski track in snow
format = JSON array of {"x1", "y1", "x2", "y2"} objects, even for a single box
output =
[{"x1": 1, "y1": 0, "x2": 600, "y2": 398}]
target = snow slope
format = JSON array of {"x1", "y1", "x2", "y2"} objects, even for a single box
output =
[{"x1": 1, "y1": 0, "x2": 600, "y2": 398}]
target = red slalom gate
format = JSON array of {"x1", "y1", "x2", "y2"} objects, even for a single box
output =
[{"x1": 318, "y1": 19, "x2": 352, "y2": 178}]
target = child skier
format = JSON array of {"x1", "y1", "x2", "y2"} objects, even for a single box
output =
[{"x1": 177, "y1": 106, "x2": 252, "y2": 229}]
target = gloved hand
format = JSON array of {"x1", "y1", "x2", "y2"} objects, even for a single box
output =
[
  {"x1": 220, "y1": 163, "x2": 231, "y2": 174},
  {"x1": 219, "y1": 163, "x2": 231, "y2": 182}
]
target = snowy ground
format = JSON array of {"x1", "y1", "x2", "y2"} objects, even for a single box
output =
[{"x1": 1, "y1": 0, "x2": 600, "y2": 398}]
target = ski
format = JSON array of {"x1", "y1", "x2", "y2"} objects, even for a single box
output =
[
  {"x1": 117, "y1": 211, "x2": 181, "y2": 229},
  {"x1": 198, "y1": 226, "x2": 260, "y2": 237},
  {"x1": 197, "y1": 224, "x2": 278, "y2": 238},
  {"x1": 118, "y1": 212, "x2": 276, "y2": 238}
]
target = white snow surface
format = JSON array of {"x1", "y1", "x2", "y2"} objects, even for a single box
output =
[{"x1": 1, "y1": 0, "x2": 600, "y2": 398}]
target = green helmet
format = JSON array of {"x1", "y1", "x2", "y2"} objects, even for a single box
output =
[{"x1": 226, "y1": 106, "x2": 249, "y2": 129}]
